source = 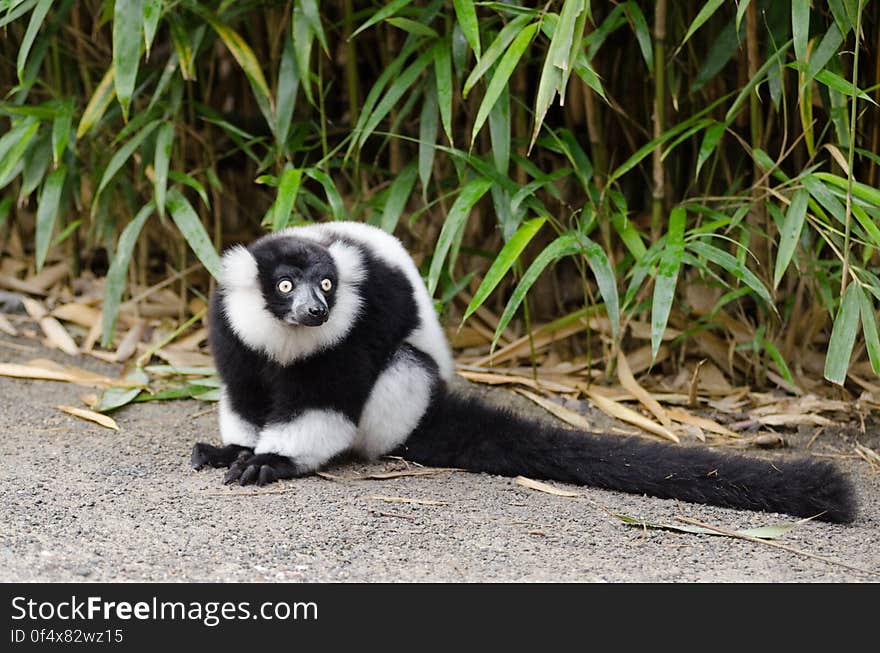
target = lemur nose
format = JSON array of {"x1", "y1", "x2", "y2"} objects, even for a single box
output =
[{"x1": 309, "y1": 305, "x2": 327, "y2": 318}]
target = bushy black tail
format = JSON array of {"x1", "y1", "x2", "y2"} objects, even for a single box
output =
[{"x1": 396, "y1": 391, "x2": 857, "y2": 523}]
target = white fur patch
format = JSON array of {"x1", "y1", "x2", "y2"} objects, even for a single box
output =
[
  {"x1": 255, "y1": 409, "x2": 356, "y2": 471},
  {"x1": 353, "y1": 350, "x2": 434, "y2": 459},
  {"x1": 218, "y1": 389, "x2": 259, "y2": 448},
  {"x1": 281, "y1": 222, "x2": 454, "y2": 380},
  {"x1": 219, "y1": 239, "x2": 365, "y2": 364}
]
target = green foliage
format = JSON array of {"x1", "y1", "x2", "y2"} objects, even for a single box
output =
[{"x1": 0, "y1": 0, "x2": 879, "y2": 390}]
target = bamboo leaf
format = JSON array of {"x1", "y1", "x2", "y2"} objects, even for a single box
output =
[
  {"x1": 427, "y1": 177, "x2": 494, "y2": 296},
  {"x1": 299, "y1": 0, "x2": 328, "y2": 54},
  {"x1": 351, "y1": 0, "x2": 414, "y2": 39},
  {"x1": 462, "y1": 13, "x2": 531, "y2": 98},
  {"x1": 274, "y1": 30, "x2": 300, "y2": 150},
  {"x1": 304, "y1": 168, "x2": 346, "y2": 222},
  {"x1": 623, "y1": 1, "x2": 652, "y2": 70},
  {"x1": 34, "y1": 164, "x2": 66, "y2": 272},
  {"x1": 434, "y1": 36, "x2": 454, "y2": 146},
  {"x1": 858, "y1": 288, "x2": 880, "y2": 375},
  {"x1": 201, "y1": 12, "x2": 274, "y2": 126},
  {"x1": 166, "y1": 188, "x2": 222, "y2": 280},
  {"x1": 102, "y1": 202, "x2": 153, "y2": 347},
  {"x1": 168, "y1": 171, "x2": 208, "y2": 207},
  {"x1": 380, "y1": 161, "x2": 418, "y2": 234},
  {"x1": 679, "y1": 0, "x2": 724, "y2": 51},
  {"x1": 51, "y1": 98, "x2": 73, "y2": 166},
  {"x1": 113, "y1": 0, "x2": 144, "y2": 122},
  {"x1": 153, "y1": 122, "x2": 173, "y2": 218},
  {"x1": 464, "y1": 217, "x2": 546, "y2": 321},
  {"x1": 357, "y1": 46, "x2": 435, "y2": 149},
  {"x1": 805, "y1": 23, "x2": 843, "y2": 82},
  {"x1": 291, "y1": 0, "x2": 315, "y2": 105},
  {"x1": 792, "y1": 0, "x2": 810, "y2": 68},
  {"x1": 16, "y1": 0, "x2": 52, "y2": 83},
  {"x1": 735, "y1": 0, "x2": 751, "y2": 34},
  {"x1": 492, "y1": 231, "x2": 583, "y2": 351},
  {"x1": 76, "y1": 67, "x2": 116, "y2": 139},
  {"x1": 762, "y1": 337, "x2": 797, "y2": 389},
  {"x1": 0, "y1": 117, "x2": 39, "y2": 187},
  {"x1": 695, "y1": 122, "x2": 725, "y2": 178},
  {"x1": 651, "y1": 207, "x2": 685, "y2": 359},
  {"x1": 143, "y1": 0, "x2": 162, "y2": 57},
  {"x1": 94, "y1": 119, "x2": 161, "y2": 211},
  {"x1": 386, "y1": 17, "x2": 438, "y2": 38},
  {"x1": 471, "y1": 21, "x2": 539, "y2": 147},
  {"x1": 273, "y1": 167, "x2": 303, "y2": 231},
  {"x1": 531, "y1": 1, "x2": 588, "y2": 150},
  {"x1": 824, "y1": 282, "x2": 861, "y2": 385},
  {"x1": 773, "y1": 189, "x2": 808, "y2": 289},
  {"x1": 453, "y1": 0, "x2": 481, "y2": 59},
  {"x1": 418, "y1": 75, "x2": 439, "y2": 195},
  {"x1": 688, "y1": 240, "x2": 775, "y2": 311}
]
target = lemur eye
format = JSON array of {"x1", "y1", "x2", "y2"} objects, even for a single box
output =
[
  {"x1": 277, "y1": 279, "x2": 293, "y2": 294},
  {"x1": 320, "y1": 278, "x2": 333, "y2": 292}
]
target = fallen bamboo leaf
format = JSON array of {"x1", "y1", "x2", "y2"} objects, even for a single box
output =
[
  {"x1": 26, "y1": 262, "x2": 69, "y2": 292},
  {"x1": 674, "y1": 516, "x2": 877, "y2": 577},
  {"x1": 317, "y1": 468, "x2": 460, "y2": 482},
  {"x1": 39, "y1": 316, "x2": 79, "y2": 356},
  {"x1": 514, "y1": 389, "x2": 595, "y2": 431},
  {"x1": 363, "y1": 495, "x2": 448, "y2": 506},
  {"x1": 57, "y1": 404, "x2": 119, "y2": 430},
  {"x1": 0, "y1": 272, "x2": 47, "y2": 296},
  {"x1": 52, "y1": 302, "x2": 101, "y2": 328},
  {"x1": 114, "y1": 320, "x2": 144, "y2": 362},
  {"x1": 586, "y1": 391, "x2": 680, "y2": 443},
  {"x1": 21, "y1": 297, "x2": 48, "y2": 319},
  {"x1": 754, "y1": 413, "x2": 832, "y2": 427},
  {"x1": 0, "y1": 313, "x2": 17, "y2": 336},
  {"x1": 458, "y1": 369, "x2": 578, "y2": 393},
  {"x1": 615, "y1": 512, "x2": 808, "y2": 540},
  {"x1": 515, "y1": 475, "x2": 580, "y2": 497},
  {"x1": 617, "y1": 349, "x2": 671, "y2": 426},
  {"x1": 94, "y1": 386, "x2": 143, "y2": 412},
  {"x1": 666, "y1": 407, "x2": 739, "y2": 438},
  {"x1": 854, "y1": 443, "x2": 880, "y2": 471},
  {"x1": 0, "y1": 360, "x2": 142, "y2": 388},
  {"x1": 153, "y1": 347, "x2": 214, "y2": 369}
]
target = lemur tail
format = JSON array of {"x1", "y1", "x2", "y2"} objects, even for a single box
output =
[{"x1": 397, "y1": 391, "x2": 857, "y2": 523}]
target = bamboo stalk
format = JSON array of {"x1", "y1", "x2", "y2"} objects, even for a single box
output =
[
  {"x1": 651, "y1": 0, "x2": 668, "y2": 241},
  {"x1": 841, "y1": 0, "x2": 866, "y2": 295}
]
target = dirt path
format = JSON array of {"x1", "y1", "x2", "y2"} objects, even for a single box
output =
[{"x1": 0, "y1": 338, "x2": 877, "y2": 582}]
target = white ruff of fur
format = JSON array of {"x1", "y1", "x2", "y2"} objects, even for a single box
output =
[
  {"x1": 279, "y1": 222, "x2": 454, "y2": 380},
  {"x1": 354, "y1": 349, "x2": 434, "y2": 458},
  {"x1": 219, "y1": 241, "x2": 365, "y2": 365},
  {"x1": 218, "y1": 388, "x2": 259, "y2": 447},
  {"x1": 255, "y1": 410, "x2": 356, "y2": 470}
]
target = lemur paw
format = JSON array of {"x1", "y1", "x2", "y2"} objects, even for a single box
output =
[
  {"x1": 191, "y1": 443, "x2": 254, "y2": 470},
  {"x1": 223, "y1": 453, "x2": 302, "y2": 486}
]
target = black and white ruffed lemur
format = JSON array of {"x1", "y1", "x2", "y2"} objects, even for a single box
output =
[{"x1": 191, "y1": 221, "x2": 857, "y2": 523}]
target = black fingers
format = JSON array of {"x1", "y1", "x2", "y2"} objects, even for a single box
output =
[{"x1": 222, "y1": 452, "x2": 302, "y2": 486}]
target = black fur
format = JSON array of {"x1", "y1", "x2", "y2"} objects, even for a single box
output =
[{"x1": 396, "y1": 389, "x2": 858, "y2": 523}]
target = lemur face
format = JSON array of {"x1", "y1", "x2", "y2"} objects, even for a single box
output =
[{"x1": 251, "y1": 237, "x2": 338, "y2": 327}]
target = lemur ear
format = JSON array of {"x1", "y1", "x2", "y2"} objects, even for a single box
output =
[{"x1": 220, "y1": 245, "x2": 259, "y2": 290}]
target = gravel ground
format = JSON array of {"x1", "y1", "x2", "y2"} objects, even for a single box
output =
[{"x1": 0, "y1": 336, "x2": 878, "y2": 582}]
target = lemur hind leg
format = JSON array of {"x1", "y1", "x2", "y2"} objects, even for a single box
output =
[{"x1": 191, "y1": 443, "x2": 253, "y2": 470}]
